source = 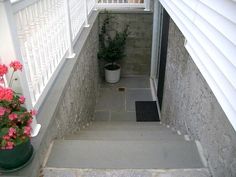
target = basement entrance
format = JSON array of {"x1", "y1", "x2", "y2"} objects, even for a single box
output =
[{"x1": 44, "y1": 77, "x2": 206, "y2": 176}]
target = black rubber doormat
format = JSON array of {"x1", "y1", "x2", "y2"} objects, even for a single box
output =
[{"x1": 135, "y1": 101, "x2": 160, "y2": 122}]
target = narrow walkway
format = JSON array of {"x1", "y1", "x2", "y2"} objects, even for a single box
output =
[
  {"x1": 94, "y1": 77, "x2": 153, "y2": 121},
  {"x1": 43, "y1": 77, "x2": 210, "y2": 177}
]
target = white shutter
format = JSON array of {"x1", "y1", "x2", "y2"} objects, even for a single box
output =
[{"x1": 159, "y1": 0, "x2": 236, "y2": 130}]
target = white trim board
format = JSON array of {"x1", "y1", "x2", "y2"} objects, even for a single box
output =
[{"x1": 150, "y1": 78, "x2": 162, "y2": 121}]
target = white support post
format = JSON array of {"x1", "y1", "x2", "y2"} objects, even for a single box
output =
[
  {"x1": 65, "y1": 0, "x2": 75, "y2": 59},
  {"x1": 84, "y1": 0, "x2": 90, "y2": 27},
  {"x1": 93, "y1": 0, "x2": 98, "y2": 11},
  {"x1": 144, "y1": 0, "x2": 150, "y2": 11},
  {"x1": 0, "y1": 0, "x2": 41, "y2": 137},
  {"x1": 31, "y1": 116, "x2": 41, "y2": 137}
]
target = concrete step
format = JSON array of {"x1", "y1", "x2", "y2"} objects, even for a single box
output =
[
  {"x1": 45, "y1": 140, "x2": 204, "y2": 169},
  {"x1": 43, "y1": 122, "x2": 210, "y2": 177},
  {"x1": 43, "y1": 168, "x2": 211, "y2": 177},
  {"x1": 83, "y1": 121, "x2": 166, "y2": 131},
  {"x1": 64, "y1": 129, "x2": 185, "y2": 141}
]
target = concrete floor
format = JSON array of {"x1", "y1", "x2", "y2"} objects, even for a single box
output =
[
  {"x1": 94, "y1": 77, "x2": 153, "y2": 121},
  {"x1": 44, "y1": 77, "x2": 206, "y2": 175}
]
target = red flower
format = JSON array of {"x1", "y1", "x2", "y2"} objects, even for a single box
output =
[
  {"x1": 0, "y1": 87, "x2": 13, "y2": 101},
  {"x1": 10, "y1": 60, "x2": 23, "y2": 71},
  {"x1": 8, "y1": 128, "x2": 16, "y2": 137},
  {"x1": 0, "y1": 64, "x2": 8, "y2": 77},
  {"x1": 0, "y1": 106, "x2": 6, "y2": 116},
  {"x1": 30, "y1": 109, "x2": 37, "y2": 116},
  {"x1": 5, "y1": 108, "x2": 11, "y2": 113},
  {"x1": 0, "y1": 60, "x2": 34, "y2": 149},
  {"x1": 3, "y1": 135, "x2": 10, "y2": 141},
  {"x1": 27, "y1": 118, "x2": 33, "y2": 126},
  {"x1": 19, "y1": 95, "x2": 25, "y2": 104},
  {"x1": 0, "y1": 77, "x2": 4, "y2": 83},
  {"x1": 5, "y1": 141, "x2": 14, "y2": 149},
  {"x1": 24, "y1": 126, "x2": 31, "y2": 136},
  {"x1": 8, "y1": 113, "x2": 17, "y2": 120}
]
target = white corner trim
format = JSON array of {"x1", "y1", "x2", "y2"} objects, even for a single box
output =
[
  {"x1": 150, "y1": 78, "x2": 157, "y2": 101},
  {"x1": 150, "y1": 78, "x2": 162, "y2": 121},
  {"x1": 31, "y1": 123, "x2": 41, "y2": 137}
]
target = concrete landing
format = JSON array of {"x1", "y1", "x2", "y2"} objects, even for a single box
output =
[{"x1": 94, "y1": 77, "x2": 153, "y2": 121}]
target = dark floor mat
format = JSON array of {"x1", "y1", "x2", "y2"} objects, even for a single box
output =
[{"x1": 135, "y1": 101, "x2": 160, "y2": 122}]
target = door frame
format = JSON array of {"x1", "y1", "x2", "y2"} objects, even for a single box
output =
[
  {"x1": 150, "y1": 1, "x2": 170, "y2": 115},
  {"x1": 150, "y1": 1, "x2": 163, "y2": 92}
]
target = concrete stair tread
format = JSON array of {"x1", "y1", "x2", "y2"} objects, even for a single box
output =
[
  {"x1": 84, "y1": 121, "x2": 165, "y2": 130},
  {"x1": 89, "y1": 121, "x2": 163, "y2": 126},
  {"x1": 64, "y1": 129, "x2": 185, "y2": 141},
  {"x1": 43, "y1": 168, "x2": 210, "y2": 177},
  {"x1": 46, "y1": 139, "x2": 204, "y2": 169}
]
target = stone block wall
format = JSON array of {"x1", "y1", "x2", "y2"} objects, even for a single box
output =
[
  {"x1": 98, "y1": 11, "x2": 153, "y2": 76},
  {"x1": 53, "y1": 19, "x2": 100, "y2": 138},
  {"x1": 161, "y1": 19, "x2": 236, "y2": 177}
]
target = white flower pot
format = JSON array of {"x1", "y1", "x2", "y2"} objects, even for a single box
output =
[{"x1": 104, "y1": 63, "x2": 121, "y2": 83}]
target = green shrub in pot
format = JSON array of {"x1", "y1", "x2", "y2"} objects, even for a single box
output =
[{"x1": 98, "y1": 11, "x2": 129, "y2": 83}]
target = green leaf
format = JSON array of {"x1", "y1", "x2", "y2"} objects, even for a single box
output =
[
  {"x1": 98, "y1": 11, "x2": 129, "y2": 64},
  {"x1": 14, "y1": 137, "x2": 23, "y2": 146},
  {"x1": 0, "y1": 128, "x2": 9, "y2": 137}
]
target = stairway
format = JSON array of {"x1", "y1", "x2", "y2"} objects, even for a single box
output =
[{"x1": 43, "y1": 121, "x2": 210, "y2": 177}]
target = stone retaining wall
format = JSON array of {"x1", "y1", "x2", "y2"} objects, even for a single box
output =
[
  {"x1": 54, "y1": 19, "x2": 100, "y2": 138},
  {"x1": 161, "y1": 19, "x2": 236, "y2": 177},
  {"x1": 98, "y1": 11, "x2": 153, "y2": 76}
]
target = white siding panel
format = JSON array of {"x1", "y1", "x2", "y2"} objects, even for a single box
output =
[
  {"x1": 181, "y1": 0, "x2": 198, "y2": 10},
  {"x1": 159, "y1": 0, "x2": 236, "y2": 130},
  {"x1": 167, "y1": 0, "x2": 236, "y2": 90},
  {"x1": 173, "y1": 0, "x2": 196, "y2": 21},
  {"x1": 194, "y1": 14, "x2": 236, "y2": 68},
  {"x1": 196, "y1": 3, "x2": 236, "y2": 51},
  {"x1": 199, "y1": 0, "x2": 236, "y2": 23}
]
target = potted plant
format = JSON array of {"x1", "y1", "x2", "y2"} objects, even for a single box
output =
[
  {"x1": 0, "y1": 61, "x2": 36, "y2": 170},
  {"x1": 98, "y1": 11, "x2": 129, "y2": 83}
]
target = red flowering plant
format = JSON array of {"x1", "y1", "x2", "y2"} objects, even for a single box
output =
[{"x1": 0, "y1": 61, "x2": 35, "y2": 150}]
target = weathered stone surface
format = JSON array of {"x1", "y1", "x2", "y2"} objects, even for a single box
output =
[
  {"x1": 54, "y1": 18, "x2": 100, "y2": 138},
  {"x1": 161, "y1": 19, "x2": 236, "y2": 177},
  {"x1": 98, "y1": 11, "x2": 153, "y2": 76},
  {"x1": 43, "y1": 168, "x2": 210, "y2": 177}
]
